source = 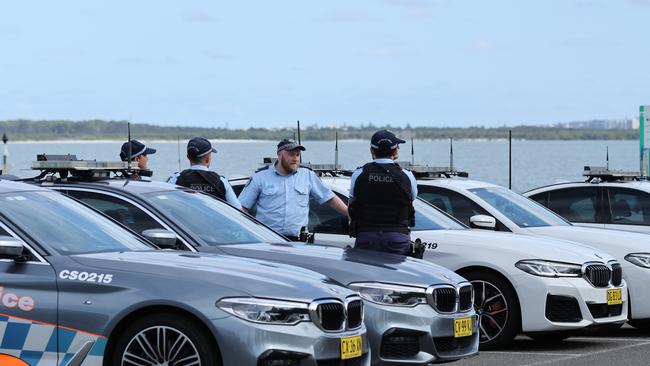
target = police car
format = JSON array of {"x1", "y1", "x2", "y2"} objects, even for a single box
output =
[
  {"x1": 230, "y1": 174, "x2": 628, "y2": 350},
  {"x1": 413, "y1": 171, "x2": 650, "y2": 330},
  {"x1": 524, "y1": 166, "x2": 650, "y2": 234},
  {"x1": 24, "y1": 156, "x2": 479, "y2": 365},
  {"x1": 0, "y1": 179, "x2": 370, "y2": 365}
]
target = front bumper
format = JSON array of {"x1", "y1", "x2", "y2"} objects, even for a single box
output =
[
  {"x1": 515, "y1": 273, "x2": 628, "y2": 332},
  {"x1": 211, "y1": 316, "x2": 370, "y2": 365},
  {"x1": 364, "y1": 302, "x2": 479, "y2": 365}
]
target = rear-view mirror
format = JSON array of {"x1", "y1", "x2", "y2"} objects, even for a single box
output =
[
  {"x1": 469, "y1": 215, "x2": 497, "y2": 230},
  {"x1": 142, "y1": 229, "x2": 178, "y2": 249}
]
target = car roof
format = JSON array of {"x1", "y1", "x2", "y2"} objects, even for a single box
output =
[
  {"x1": 415, "y1": 177, "x2": 501, "y2": 190},
  {"x1": 41, "y1": 178, "x2": 182, "y2": 195},
  {"x1": 525, "y1": 180, "x2": 650, "y2": 194},
  {"x1": 0, "y1": 179, "x2": 51, "y2": 194}
]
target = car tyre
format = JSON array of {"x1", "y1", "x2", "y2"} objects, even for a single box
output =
[
  {"x1": 111, "y1": 312, "x2": 221, "y2": 366},
  {"x1": 629, "y1": 319, "x2": 650, "y2": 331},
  {"x1": 463, "y1": 270, "x2": 521, "y2": 350}
]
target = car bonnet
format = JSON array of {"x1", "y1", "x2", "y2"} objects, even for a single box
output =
[
  {"x1": 213, "y1": 242, "x2": 468, "y2": 287},
  {"x1": 68, "y1": 250, "x2": 355, "y2": 303}
]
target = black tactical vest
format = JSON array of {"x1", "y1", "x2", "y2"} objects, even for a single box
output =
[
  {"x1": 176, "y1": 169, "x2": 227, "y2": 200},
  {"x1": 349, "y1": 162, "x2": 415, "y2": 235}
]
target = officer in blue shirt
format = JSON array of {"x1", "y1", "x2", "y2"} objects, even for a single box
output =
[
  {"x1": 120, "y1": 139, "x2": 156, "y2": 180},
  {"x1": 167, "y1": 137, "x2": 241, "y2": 209},
  {"x1": 239, "y1": 139, "x2": 348, "y2": 240},
  {"x1": 348, "y1": 130, "x2": 417, "y2": 255}
]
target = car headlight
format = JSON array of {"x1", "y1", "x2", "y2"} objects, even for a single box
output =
[
  {"x1": 515, "y1": 260, "x2": 582, "y2": 277},
  {"x1": 625, "y1": 253, "x2": 650, "y2": 268},
  {"x1": 349, "y1": 282, "x2": 427, "y2": 307},
  {"x1": 217, "y1": 297, "x2": 310, "y2": 325}
]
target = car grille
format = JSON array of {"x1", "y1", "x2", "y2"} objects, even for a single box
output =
[
  {"x1": 312, "y1": 301, "x2": 345, "y2": 331},
  {"x1": 458, "y1": 285, "x2": 473, "y2": 312},
  {"x1": 545, "y1": 295, "x2": 582, "y2": 322},
  {"x1": 380, "y1": 329, "x2": 423, "y2": 359},
  {"x1": 433, "y1": 336, "x2": 474, "y2": 354},
  {"x1": 430, "y1": 286, "x2": 457, "y2": 313},
  {"x1": 611, "y1": 263, "x2": 622, "y2": 287},
  {"x1": 587, "y1": 303, "x2": 623, "y2": 319},
  {"x1": 584, "y1": 264, "x2": 611, "y2": 287},
  {"x1": 346, "y1": 298, "x2": 363, "y2": 329}
]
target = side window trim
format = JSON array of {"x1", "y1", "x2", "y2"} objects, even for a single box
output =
[
  {"x1": 605, "y1": 186, "x2": 650, "y2": 226},
  {"x1": 0, "y1": 219, "x2": 49, "y2": 265},
  {"x1": 63, "y1": 188, "x2": 197, "y2": 252}
]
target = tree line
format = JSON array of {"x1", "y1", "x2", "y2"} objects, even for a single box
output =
[{"x1": 0, "y1": 119, "x2": 639, "y2": 141}]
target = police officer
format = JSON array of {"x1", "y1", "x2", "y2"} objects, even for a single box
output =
[
  {"x1": 167, "y1": 137, "x2": 241, "y2": 209},
  {"x1": 120, "y1": 139, "x2": 156, "y2": 179},
  {"x1": 348, "y1": 130, "x2": 417, "y2": 255},
  {"x1": 238, "y1": 138, "x2": 348, "y2": 241}
]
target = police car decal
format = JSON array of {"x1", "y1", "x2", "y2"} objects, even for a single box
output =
[
  {"x1": 59, "y1": 270, "x2": 114, "y2": 284},
  {"x1": 0, "y1": 287, "x2": 35, "y2": 312}
]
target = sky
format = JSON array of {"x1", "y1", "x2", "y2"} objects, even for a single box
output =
[{"x1": 1, "y1": 0, "x2": 649, "y2": 128}]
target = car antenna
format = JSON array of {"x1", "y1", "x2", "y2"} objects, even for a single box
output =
[
  {"x1": 411, "y1": 137, "x2": 415, "y2": 165},
  {"x1": 335, "y1": 131, "x2": 339, "y2": 171},
  {"x1": 606, "y1": 146, "x2": 609, "y2": 170},
  {"x1": 127, "y1": 122, "x2": 132, "y2": 171},
  {"x1": 449, "y1": 137, "x2": 454, "y2": 171},
  {"x1": 509, "y1": 130, "x2": 512, "y2": 189},
  {"x1": 297, "y1": 120, "x2": 302, "y2": 163},
  {"x1": 177, "y1": 133, "x2": 182, "y2": 172}
]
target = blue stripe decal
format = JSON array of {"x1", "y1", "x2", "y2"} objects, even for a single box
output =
[
  {"x1": 1, "y1": 322, "x2": 30, "y2": 349},
  {"x1": 57, "y1": 328, "x2": 77, "y2": 354},
  {"x1": 19, "y1": 350, "x2": 44, "y2": 365},
  {"x1": 89, "y1": 338, "x2": 107, "y2": 356}
]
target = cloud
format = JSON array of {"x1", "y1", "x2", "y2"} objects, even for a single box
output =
[
  {"x1": 203, "y1": 50, "x2": 235, "y2": 60},
  {"x1": 317, "y1": 12, "x2": 383, "y2": 23},
  {"x1": 475, "y1": 40, "x2": 492, "y2": 50},
  {"x1": 182, "y1": 12, "x2": 218, "y2": 23},
  {"x1": 556, "y1": 37, "x2": 621, "y2": 48}
]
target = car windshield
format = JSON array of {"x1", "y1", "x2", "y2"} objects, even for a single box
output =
[
  {"x1": 412, "y1": 199, "x2": 467, "y2": 231},
  {"x1": 469, "y1": 187, "x2": 570, "y2": 228},
  {"x1": 143, "y1": 190, "x2": 287, "y2": 246},
  {"x1": 0, "y1": 191, "x2": 150, "y2": 255}
]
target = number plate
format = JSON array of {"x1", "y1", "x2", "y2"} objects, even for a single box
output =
[
  {"x1": 454, "y1": 317, "x2": 473, "y2": 338},
  {"x1": 607, "y1": 288, "x2": 623, "y2": 305},
  {"x1": 340, "y1": 335, "x2": 363, "y2": 360}
]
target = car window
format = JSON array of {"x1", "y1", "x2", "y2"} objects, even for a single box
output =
[
  {"x1": 412, "y1": 199, "x2": 467, "y2": 231},
  {"x1": 0, "y1": 191, "x2": 150, "y2": 255},
  {"x1": 607, "y1": 187, "x2": 650, "y2": 226},
  {"x1": 309, "y1": 195, "x2": 349, "y2": 235},
  {"x1": 66, "y1": 190, "x2": 165, "y2": 235},
  {"x1": 528, "y1": 192, "x2": 548, "y2": 206},
  {"x1": 418, "y1": 187, "x2": 490, "y2": 226},
  {"x1": 143, "y1": 190, "x2": 287, "y2": 246},
  {"x1": 469, "y1": 187, "x2": 570, "y2": 228},
  {"x1": 546, "y1": 187, "x2": 600, "y2": 223}
]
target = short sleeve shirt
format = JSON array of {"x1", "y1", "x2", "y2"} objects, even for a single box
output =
[{"x1": 238, "y1": 164, "x2": 335, "y2": 236}]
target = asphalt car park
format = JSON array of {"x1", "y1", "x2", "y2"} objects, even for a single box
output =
[{"x1": 455, "y1": 325, "x2": 650, "y2": 366}]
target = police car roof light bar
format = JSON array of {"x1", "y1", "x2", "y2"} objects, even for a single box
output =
[
  {"x1": 583, "y1": 166, "x2": 647, "y2": 182},
  {"x1": 29, "y1": 154, "x2": 152, "y2": 181},
  {"x1": 395, "y1": 161, "x2": 469, "y2": 179}
]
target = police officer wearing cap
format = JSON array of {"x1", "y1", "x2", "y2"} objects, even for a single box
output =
[
  {"x1": 167, "y1": 137, "x2": 241, "y2": 209},
  {"x1": 238, "y1": 138, "x2": 348, "y2": 241},
  {"x1": 348, "y1": 130, "x2": 417, "y2": 255},
  {"x1": 120, "y1": 139, "x2": 156, "y2": 179}
]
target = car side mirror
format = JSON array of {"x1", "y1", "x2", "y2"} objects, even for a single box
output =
[
  {"x1": 0, "y1": 236, "x2": 25, "y2": 259},
  {"x1": 469, "y1": 215, "x2": 496, "y2": 230},
  {"x1": 142, "y1": 229, "x2": 178, "y2": 249}
]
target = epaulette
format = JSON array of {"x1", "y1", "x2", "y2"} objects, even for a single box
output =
[{"x1": 254, "y1": 165, "x2": 271, "y2": 173}]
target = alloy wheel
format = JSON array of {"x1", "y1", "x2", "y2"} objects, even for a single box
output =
[
  {"x1": 471, "y1": 280, "x2": 509, "y2": 343},
  {"x1": 122, "y1": 325, "x2": 201, "y2": 366}
]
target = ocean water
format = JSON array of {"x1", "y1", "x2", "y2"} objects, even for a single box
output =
[{"x1": 2, "y1": 139, "x2": 640, "y2": 192}]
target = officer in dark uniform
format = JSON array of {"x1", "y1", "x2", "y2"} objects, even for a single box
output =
[
  {"x1": 120, "y1": 139, "x2": 156, "y2": 180},
  {"x1": 167, "y1": 137, "x2": 241, "y2": 208},
  {"x1": 348, "y1": 130, "x2": 417, "y2": 255}
]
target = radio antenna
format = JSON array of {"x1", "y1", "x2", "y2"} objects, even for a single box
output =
[
  {"x1": 177, "y1": 134, "x2": 182, "y2": 171},
  {"x1": 449, "y1": 137, "x2": 454, "y2": 171},
  {"x1": 606, "y1": 146, "x2": 610, "y2": 170},
  {"x1": 127, "y1": 122, "x2": 132, "y2": 170},
  {"x1": 335, "y1": 132, "x2": 339, "y2": 171},
  {"x1": 411, "y1": 137, "x2": 415, "y2": 165},
  {"x1": 509, "y1": 130, "x2": 512, "y2": 189},
  {"x1": 297, "y1": 120, "x2": 302, "y2": 163}
]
